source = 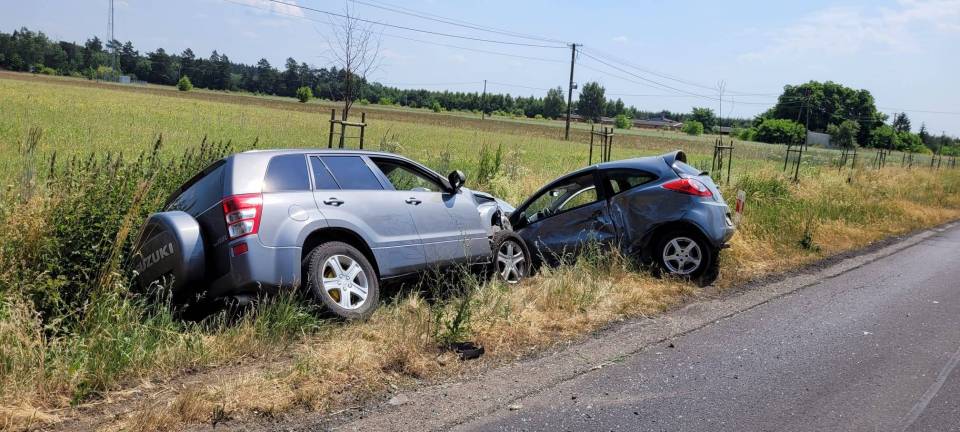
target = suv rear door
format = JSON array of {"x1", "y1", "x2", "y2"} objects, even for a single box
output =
[
  {"x1": 310, "y1": 155, "x2": 427, "y2": 277},
  {"x1": 369, "y1": 156, "x2": 490, "y2": 267}
]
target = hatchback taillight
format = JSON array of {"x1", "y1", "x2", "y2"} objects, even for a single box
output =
[
  {"x1": 222, "y1": 193, "x2": 262, "y2": 239},
  {"x1": 662, "y1": 178, "x2": 713, "y2": 197}
]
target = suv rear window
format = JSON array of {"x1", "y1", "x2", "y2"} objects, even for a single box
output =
[
  {"x1": 263, "y1": 154, "x2": 310, "y2": 192},
  {"x1": 320, "y1": 156, "x2": 383, "y2": 190},
  {"x1": 165, "y1": 161, "x2": 225, "y2": 214}
]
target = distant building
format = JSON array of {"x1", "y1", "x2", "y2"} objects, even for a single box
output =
[
  {"x1": 807, "y1": 130, "x2": 832, "y2": 147},
  {"x1": 633, "y1": 116, "x2": 683, "y2": 130},
  {"x1": 567, "y1": 114, "x2": 683, "y2": 131},
  {"x1": 118, "y1": 75, "x2": 131, "y2": 84},
  {"x1": 713, "y1": 126, "x2": 734, "y2": 135}
]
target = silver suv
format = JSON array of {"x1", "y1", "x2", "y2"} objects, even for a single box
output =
[{"x1": 132, "y1": 150, "x2": 528, "y2": 319}]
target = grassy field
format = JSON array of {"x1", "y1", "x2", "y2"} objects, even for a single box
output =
[{"x1": 1, "y1": 73, "x2": 959, "y2": 431}]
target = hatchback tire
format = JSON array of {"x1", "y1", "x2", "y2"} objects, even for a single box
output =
[
  {"x1": 491, "y1": 231, "x2": 530, "y2": 284},
  {"x1": 306, "y1": 241, "x2": 380, "y2": 320},
  {"x1": 654, "y1": 230, "x2": 717, "y2": 286}
]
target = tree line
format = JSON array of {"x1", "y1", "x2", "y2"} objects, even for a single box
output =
[{"x1": 0, "y1": 27, "x2": 749, "y2": 123}]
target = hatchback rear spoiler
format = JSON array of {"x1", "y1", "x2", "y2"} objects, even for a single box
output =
[{"x1": 660, "y1": 150, "x2": 688, "y2": 167}]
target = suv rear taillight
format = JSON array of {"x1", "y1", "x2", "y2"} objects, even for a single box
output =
[
  {"x1": 222, "y1": 193, "x2": 262, "y2": 239},
  {"x1": 662, "y1": 178, "x2": 712, "y2": 197}
]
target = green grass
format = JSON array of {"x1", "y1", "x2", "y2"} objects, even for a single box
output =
[{"x1": 2, "y1": 73, "x2": 960, "y2": 431}]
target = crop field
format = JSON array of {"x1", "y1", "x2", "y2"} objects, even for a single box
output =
[{"x1": 2, "y1": 73, "x2": 960, "y2": 431}]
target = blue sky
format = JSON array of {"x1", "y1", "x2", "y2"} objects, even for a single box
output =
[{"x1": 3, "y1": 0, "x2": 959, "y2": 134}]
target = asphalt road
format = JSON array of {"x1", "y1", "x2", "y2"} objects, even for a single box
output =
[{"x1": 457, "y1": 226, "x2": 960, "y2": 432}]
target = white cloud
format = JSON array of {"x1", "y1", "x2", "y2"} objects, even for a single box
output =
[
  {"x1": 612, "y1": 35, "x2": 629, "y2": 43},
  {"x1": 381, "y1": 48, "x2": 413, "y2": 61},
  {"x1": 740, "y1": 0, "x2": 960, "y2": 61},
  {"x1": 233, "y1": 0, "x2": 305, "y2": 18}
]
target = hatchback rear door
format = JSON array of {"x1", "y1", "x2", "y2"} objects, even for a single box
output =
[{"x1": 310, "y1": 155, "x2": 427, "y2": 277}]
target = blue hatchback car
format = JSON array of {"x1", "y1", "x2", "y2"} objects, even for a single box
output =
[{"x1": 510, "y1": 151, "x2": 735, "y2": 284}]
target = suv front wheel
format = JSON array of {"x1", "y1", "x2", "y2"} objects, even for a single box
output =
[{"x1": 306, "y1": 241, "x2": 380, "y2": 320}]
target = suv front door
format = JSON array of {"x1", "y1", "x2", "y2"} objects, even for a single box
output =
[
  {"x1": 513, "y1": 170, "x2": 617, "y2": 264},
  {"x1": 310, "y1": 155, "x2": 427, "y2": 277},
  {"x1": 369, "y1": 157, "x2": 490, "y2": 267}
]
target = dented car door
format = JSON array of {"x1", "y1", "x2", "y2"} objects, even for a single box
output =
[{"x1": 513, "y1": 170, "x2": 617, "y2": 264}]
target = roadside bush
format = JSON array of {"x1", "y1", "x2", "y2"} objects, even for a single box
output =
[
  {"x1": 177, "y1": 76, "x2": 193, "y2": 92},
  {"x1": 295, "y1": 86, "x2": 312, "y2": 103},
  {"x1": 755, "y1": 118, "x2": 805, "y2": 145},
  {"x1": 682, "y1": 120, "x2": 704, "y2": 136},
  {"x1": 614, "y1": 114, "x2": 632, "y2": 129}
]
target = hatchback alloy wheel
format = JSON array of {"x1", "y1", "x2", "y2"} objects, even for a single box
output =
[{"x1": 661, "y1": 236, "x2": 703, "y2": 275}]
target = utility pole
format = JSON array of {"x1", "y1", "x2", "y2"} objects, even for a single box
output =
[
  {"x1": 564, "y1": 43, "x2": 578, "y2": 141},
  {"x1": 108, "y1": 0, "x2": 118, "y2": 74},
  {"x1": 717, "y1": 80, "x2": 725, "y2": 136},
  {"x1": 481, "y1": 79, "x2": 487, "y2": 120}
]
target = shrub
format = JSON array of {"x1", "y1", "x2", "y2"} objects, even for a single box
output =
[
  {"x1": 755, "y1": 118, "x2": 806, "y2": 145},
  {"x1": 295, "y1": 86, "x2": 312, "y2": 103},
  {"x1": 38, "y1": 66, "x2": 56, "y2": 76},
  {"x1": 359, "y1": 98, "x2": 370, "y2": 105},
  {"x1": 737, "y1": 127, "x2": 758, "y2": 141},
  {"x1": 682, "y1": 120, "x2": 704, "y2": 136},
  {"x1": 379, "y1": 97, "x2": 394, "y2": 105},
  {"x1": 430, "y1": 101, "x2": 443, "y2": 113},
  {"x1": 534, "y1": 114, "x2": 544, "y2": 120},
  {"x1": 614, "y1": 114, "x2": 632, "y2": 129},
  {"x1": 177, "y1": 76, "x2": 193, "y2": 92}
]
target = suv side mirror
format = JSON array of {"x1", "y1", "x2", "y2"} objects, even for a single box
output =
[{"x1": 448, "y1": 170, "x2": 466, "y2": 191}]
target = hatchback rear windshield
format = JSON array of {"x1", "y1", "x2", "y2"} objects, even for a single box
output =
[{"x1": 673, "y1": 161, "x2": 705, "y2": 177}]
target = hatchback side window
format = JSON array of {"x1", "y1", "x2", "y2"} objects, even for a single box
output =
[
  {"x1": 371, "y1": 158, "x2": 443, "y2": 192},
  {"x1": 320, "y1": 156, "x2": 384, "y2": 190},
  {"x1": 523, "y1": 173, "x2": 599, "y2": 223},
  {"x1": 309, "y1": 156, "x2": 340, "y2": 190},
  {"x1": 606, "y1": 170, "x2": 656, "y2": 195},
  {"x1": 263, "y1": 154, "x2": 310, "y2": 192}
]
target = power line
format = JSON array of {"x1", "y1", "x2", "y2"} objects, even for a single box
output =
[
  {"x1": 224, "y1": 0, "x2": 568, "y2": 63},
  {"x1": 257, "y1": 0, "x2": 567, "y2": 48},
  {"x1": 345, "y1": 0, "x2": 568, "y2": 45},
  {"x1": 377, "y1": 81, "x2": 482, "y2": 87},
  {"x1": 372, "y1": 31, "x2": 566, "y2": 63},
  {"x1": 487, "y1": 81, "x2": 554, "y2": 92}
]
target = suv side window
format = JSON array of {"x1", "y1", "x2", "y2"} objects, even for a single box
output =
[
  {"x1": 263, "y1": 154, "x2": 310, "y2": 192},
  {"x1": 371, "y1": 158, "x2": 443, "y2": 192},
  {"x1": 309, "y1": 156, "x2": 340, "y2": 190},
  {"x1": 523, "y1": 173, "x2": 599, "y2": 224},
  {"x1": 605, "y1": 169, "x2": 656, "y2": 195},
  {"x1": 320, "y1": 156, "x2": 384, "y2": 190}
]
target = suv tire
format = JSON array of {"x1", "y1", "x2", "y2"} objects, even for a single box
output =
[
  {"x1": 306, "y1": 241, "x2": 380, "y2": 320},
  {"x1": 491, "y1": 230, "x2": 531, "y2": 284}
]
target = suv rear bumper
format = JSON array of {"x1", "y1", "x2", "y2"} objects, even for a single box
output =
[{"x1": 208, "y1": 237, "x2": 302, "y2": 298}]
